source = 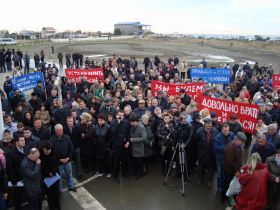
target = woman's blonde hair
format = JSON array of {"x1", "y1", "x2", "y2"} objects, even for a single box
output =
[
  {"x1": 246, "y1": 153, "x2": 262, "y2": 175},
  {"x1": 80, "y1": 112, "x2": 92, "y2": 124}
]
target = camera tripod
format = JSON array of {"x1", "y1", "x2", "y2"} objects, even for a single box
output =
[{"x1": 163, "y1": 142, "x2": 189, "y2": 196}]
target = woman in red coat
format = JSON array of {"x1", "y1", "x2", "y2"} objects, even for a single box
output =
[{"x1": 235, "y1": 153, "x2": 270, "y2": 210}]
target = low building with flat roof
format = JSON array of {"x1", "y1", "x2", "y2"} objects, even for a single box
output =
[{"x1": 114, "y1": 22, "x2": 151, "y2": 35}]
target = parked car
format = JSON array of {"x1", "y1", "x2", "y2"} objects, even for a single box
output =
[{"x1": 0, "y1": 38, "x2": 17, "y2": 45}]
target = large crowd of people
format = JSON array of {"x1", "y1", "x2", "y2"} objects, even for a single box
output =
[{"x1": 0, "y1": 47, "x2": 280, "y2": 210}]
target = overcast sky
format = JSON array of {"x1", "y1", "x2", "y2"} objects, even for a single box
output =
[{"x1": 1, "y1": 0, "x2": 279, "y2": 35}]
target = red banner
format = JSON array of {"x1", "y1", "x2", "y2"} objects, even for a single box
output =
[
  {"x1": 272, "y1": 74, "x2": 280, "y2": 90},
  {"x1": 196, "y1": 96, "x2": 259, "y2": 134},
  {"x1": 151, "y1": 80, "x2": 204, "y2": 100},
  {"x1": 65, "y1": 68, "x2": 104, "y2": 83}
]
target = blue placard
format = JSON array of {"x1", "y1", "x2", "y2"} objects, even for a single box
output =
[
  {"x1": 11, "y1": 72, "x2": 45, "y2": 92},
  {"x1": 190, "y1": 68, "x2": 231, "y2": 84}
]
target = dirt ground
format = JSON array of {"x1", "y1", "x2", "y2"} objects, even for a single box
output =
[{"x1": 12, "y1": 37, "x2": 280, "y2": 72}]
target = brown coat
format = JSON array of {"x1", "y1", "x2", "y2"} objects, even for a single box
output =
[
  {"x1": 224, "y1": 141, "x2": 243, "y2": 175},
  {"x1": 35, "y1": 110, "x2": 51, "y2": 126}
]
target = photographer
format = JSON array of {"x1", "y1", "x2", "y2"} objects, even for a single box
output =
[
  {"x1": 171, "y1": 113, "x2": 192, "y2": 179},
  {"x1": 157, "y1": 114, "x2": 174, "y2": 176}
]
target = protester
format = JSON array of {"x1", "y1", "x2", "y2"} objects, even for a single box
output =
[
  {"x1": 129, "y1": 114, "x2": 147, "y2": 179},
  {"x1": 265, "y1": 149, "x2": 280, "y2": 210},
  {"x1": 141, "y1": 114, "x2": 154, "y2": 174},
  {"x1": 94, "y1": 114, "x2": 111, "y2": 177},
  {"x1": 110, "y1": 110, "x2": 130, "y2": 183},
  {"x1": 251, "y1": 134, "x2": 276, "y2": 163},
  {"x1": 0, "y1": 48, "x2": 279, "y2": 209},
  {"x1": 196, "y1": 118, "x2": 219, "y2": 187},
  {"x1": 40, "y1": 141, "x2": 61, "y2": 210},
  {"x1": 235, "y1": 153, "x2": 270, "y2": 210},
  {"x1": 222, "y1": 132, "x2": 247, "y2": 206},
  {"x1": 213, "y1": 123, "x2": 235, "y2": 192},
  {"x1": 157, "y1": 114, "x2": 174, "y2": 176},
  {"x1": 6, "y1": 135, "x2": 25, "y2": 210},
  {"x1": 0, "y1": 153, "x2": 8, "y2": 210},
  {"x1": 77, "y1": 113, "x2": 95, "y2": 173},
  {"x1": 21, "y1": 148, "x2": 42, "y2": 210},
  {"x1": 265, "y1": 123, "x2": 280, "y2": 149},
  {"x1": 64, "y1": 116, "x2": 82, "y2": 179},
  {"x1": 50, "y1": 124, "x2": 76, "y2": 192}
]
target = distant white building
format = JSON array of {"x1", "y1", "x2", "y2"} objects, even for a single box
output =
[
  {"x1": 114, "y1": 22, "x2": 151, "y2": 35},
  {"x1": 20, "y1": 30, "x2": 36, "y2": 39},
  {"x1": 41, "y1": 27, "x2": 56, "y2": 38}
]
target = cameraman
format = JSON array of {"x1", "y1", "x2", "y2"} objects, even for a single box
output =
[
  {"x1": 157, "y1": 114, "x2": 174, "y2": 176},
  {"x1": 171, "y1": 113, "x2": 192, "y2": 179}
]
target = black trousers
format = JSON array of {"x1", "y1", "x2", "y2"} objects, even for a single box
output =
[
  {"x1": 13, "y1": 187, "x2": 25, "y2": 210},
  {"x1": 221, "y1": 171, "x2": 234, "y2": 203},
  {"x1": 81, "y1": 153, "x2": 95, "y2": 171},
  {"x1": 112, "y1": 149, "x2": 129, "y2": 178},
  {"x1": 97, "y1": 158, "x2": 110, "y2": 174},
  {"x1": 66, "y1": 59, "x2": 71, "y2": 68},
  {"x1": 198, "y1": 155, "x2": 214, "y2": 182},
  {"x1": 161, "y1": 148, "x2": 173, "y2": 176},
  {"x1": 45, "y1": 180, "x2": 60, "y2": 210},
  {"x1": 133, "y1": 157, "x2": 143, "y2": 177},
  {"x1": 27, "y1": 194, "x2": 42, "y2": 210},
  {"x1": 181, "y1": 72, "x2": 186, "y2": 80}
]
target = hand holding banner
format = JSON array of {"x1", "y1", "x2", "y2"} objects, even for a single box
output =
[
  {"x1": 272, "y1": 74, "x2": 280, "y2": 90},
  {"x1": 65, "y1": 68, "x2": 104, "y2": 83},
  {"x1": 11, "y1": 72, "x2": 45, "y2": 92},
  {"x1": 151, "y1": 80, "x2": 204, "y2": 100},
  {"x1": 190, "y1": 68, "x2": 231, "y2": 84},
  {"x1": 196, "y1": 96, "x2": 259, "y2": 134}
]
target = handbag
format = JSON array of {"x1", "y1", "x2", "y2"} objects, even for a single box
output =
[{"x1": 226, "y1": 176, "x2": 241, "y2": 196}]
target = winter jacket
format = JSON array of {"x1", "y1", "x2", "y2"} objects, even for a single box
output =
[
  {"x1": 144, "y1": 124, "x2": 154, "y2": 158},
  {"x1": 157, "y1": 122, "x2": 173, "y2": 148},
  {"x1": 133, "y1": 107, "x2": 147, "y2": 119},
  {"x1": 77, "y1": 124, "x2": 95, "y2": 154},
  {"x1": 64, "y1": 126, "x2": 80, "y2": 149},
  {"x1": 50, "y1": 134, "x2": 74, "y2": 161},
  {"x1": 228, "y1": 121, "x2": 242, "y2": 135},
  {"x1": 24, "y1": 136, "x2": 40, "y2": 153},
  {"x1": 40, "y1": 147, "x2": 60, "y2": 179},
  {"x1": 236, "y1": 163, "x2": 269, "y2": 210},
  {"x1": 213, "y1": 132, "x2": 235, "y2": 161},
  {"x1": 20, "y1": 157, "x2": 42, "y2": 197},
  {"x1": 258, "y1": 111, "x2": 272, "y2": 125},
  {"x1": 0, "y1": 163, "x2": 7, "y2": 194},
  {"x1": 251, "y1": 143, "x2": 276, "y2": 163},
  {"x1": 110, "y1": 119, "x2": 130, "y2": 151},
  {"x1": 264, "y1": 132, "x2": 280, "y2": 149},
  {"x1": 33, "y1": 127, "x2": 51, "y2": 141},
  {"x1": 224, "y1": 141, "x2": 243, "y2": 175},
  {"x1": 196, "y1": 126, "x2": 219, "y2": 158},
  {"x1": 130, "y1": 122, "x2": 147, "y2": 158},
  {"x1": 94, "y1": 124, "x2": 110, "y2": 159},
  {"x1": 6, "y1": 146, "x2": 25, "y2": 185},
  {"x1": 35, "y1": 110, "x2": 51, "y2": 127}
]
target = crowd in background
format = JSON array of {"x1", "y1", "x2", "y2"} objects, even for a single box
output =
[{"x1": 0, "y1": 47, "x2": 279, "y2": 210}]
